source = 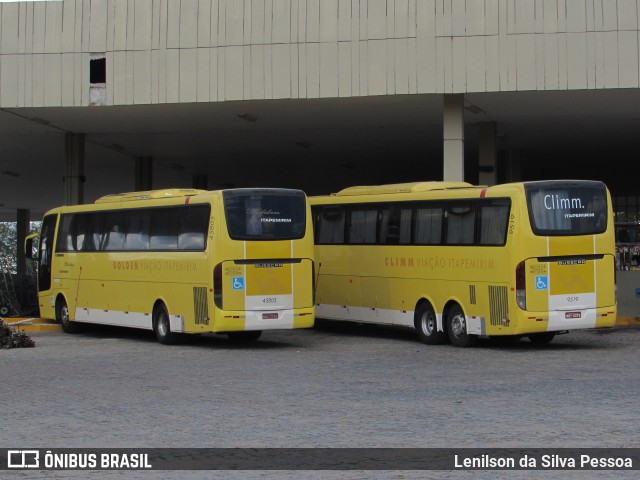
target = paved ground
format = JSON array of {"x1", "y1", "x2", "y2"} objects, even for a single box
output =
[{"x1": 2, "y1": 321, "x2": 639, "y2": 479}]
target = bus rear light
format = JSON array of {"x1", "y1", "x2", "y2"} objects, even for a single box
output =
[
  {"x1": 516, "y1": 261, "x2": 526, "y2": 310},
  {"x1": 213, "y1": 263, "x2": 223, "y2": 309}
]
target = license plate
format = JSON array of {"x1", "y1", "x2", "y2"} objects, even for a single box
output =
[
  {"x1": 565, "y1": 311, "x2": 582, "y2": 319},
  {"x1": 262, "y1": 313, "x2": 278, "y2": 320}
]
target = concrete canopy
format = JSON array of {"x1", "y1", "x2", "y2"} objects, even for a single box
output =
[{"x1": 1, "y1": 88, "x2": 639, "y2": 221}]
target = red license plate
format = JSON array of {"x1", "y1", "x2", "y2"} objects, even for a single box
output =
[
  {"x1": 262, "y1": 313, "x2": 278, "y2": 320},
  {"x1": 565, "y1": 312, "x2": 582, "y2": 319}
]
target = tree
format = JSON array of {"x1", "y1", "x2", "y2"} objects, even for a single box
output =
[{"x1": 0, "y1": 222, "x2": 41, "y2": 274}]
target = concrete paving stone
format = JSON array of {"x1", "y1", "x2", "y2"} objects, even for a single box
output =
[{"x1": 1, "y1": 321, "x2": 639, "y2": 479}]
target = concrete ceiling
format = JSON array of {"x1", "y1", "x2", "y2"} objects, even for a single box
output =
[{"x1": 1, "y1": 88, "x2": 639, "y2": 221}]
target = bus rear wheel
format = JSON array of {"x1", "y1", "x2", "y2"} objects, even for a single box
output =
[
  {"x1": 528, "y1": 332, "x2": 556, "y2": 345},
  {"x1": 415, "y1": 302, "x2": 447, "y2": 345},
  {"x1": 57, "y1": 297, "x2": 80, "y2": 333},
  {"x1": 153, "y1": 303, "x2": 180, "y2": 345},
  {"x1": 446, "y1": 304, "x2": 477, "y2": 348}
]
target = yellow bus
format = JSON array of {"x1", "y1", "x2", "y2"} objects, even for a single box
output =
[
  {"x1": 310, "y1": 180, "x2": 616, "y2": 347},
  {"x1": 27, "y1": 188, "x2": 314, "y2": 344}
]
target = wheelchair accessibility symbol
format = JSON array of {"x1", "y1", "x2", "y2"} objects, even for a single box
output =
[
  {"x1": 232, "y1": 277, "x2": 245, "y2": 290},
  {"x1": 535, "y1": 276, "x2": 548, "y2": 290}
]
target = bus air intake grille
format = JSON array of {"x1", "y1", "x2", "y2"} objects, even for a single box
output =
[
  {"x1": 488, "y1": 286, "x2": 508, "y2": 326},
  {"x1": 469, "y1": 285, "x2": 477, "y2": 305},
  {"x1": 193, "y1": 287, "x2": 209, "y2": 325}
]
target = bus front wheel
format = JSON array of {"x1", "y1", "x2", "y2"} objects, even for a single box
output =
[
  {"x1": 446, "y1": 305, "x2": 477, "y2": 348},
  {"x1": 153, "y1": 303, "x2": 180, "y2": 345},
  {"x1": 415, "y1": 302, "x2": 447, "y2": 345},
  {"x1": 57, "y1": 297, "x2": 80, "y2": 334}
]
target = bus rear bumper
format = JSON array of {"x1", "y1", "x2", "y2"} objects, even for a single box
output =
[
  {"x1": 213, "y1": 307, "x2": 314, "y2": 332},
  {"x1": 511, "y1": 306, "x2": 617, "y2": 335}
]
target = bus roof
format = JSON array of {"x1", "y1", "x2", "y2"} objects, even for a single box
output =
[
  {"x1": 95, "y1": 189, "x2": 206, "y2": 204},
  {"x1": 334, "y1": 181, "x2": 478, "y2": 196}
]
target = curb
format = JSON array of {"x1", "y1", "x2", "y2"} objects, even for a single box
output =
[{"x1": 3, "y1": 317, "x2": 62, "y2": 333}]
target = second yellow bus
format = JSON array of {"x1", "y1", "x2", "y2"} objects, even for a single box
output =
[{"x1": 311, "y1": 180, "x2": 616, "y2": 347}]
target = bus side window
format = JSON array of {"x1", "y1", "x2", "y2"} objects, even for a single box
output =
[
  {"x1": 349, "y1": 208, "x2": 377, "y2": 244},
  {"x1": 479, "y1": 200, "x2": 510, "y2": 245},
  {"x1": 178, "y1": 205, "x2": 209, "y2": 250},
  {"x1": 150, "y1": 208, "x2": 179, "y2": 250},
  {"x1": 56, "y1": 214, "x2": 73, "y2": 252},
  {"x1": 103, "y1": 212, "x2": 126, "y2": 251},
  {"x1": 445, "y1": 203, "x2": 475, "y2": 245},
  {"x1": 125, "y1": 211, "x2": 150, "y2": 251},
  {"x1": 415, "y1": 206, "x2": 442, "y2": 245},
  {"x1": 380, "y1": 207, "x2": 412, "y2": 245},
  {"x1": 318, "y1": 206, "x2": 345, "y2": 244}
]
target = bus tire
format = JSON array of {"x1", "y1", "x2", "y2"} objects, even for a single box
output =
[
  {"x1": 528, "y1": 332, "x2": 556, "y2": 345},
  {"x1": 153, "y1": 303, "x2": 180, "y2": 345},
  {"x1": 446, "y1": 304, "x2": 477, "y2": 348},
  {"x1": 57, "y1": 297, "x2": 80, "y2": 334},
  {"x1": 414, "y1": 302, "x2": 447, "y2": 345},
  {"x1": 227, "y1": 331, "x2": 262, "y2": 343}
]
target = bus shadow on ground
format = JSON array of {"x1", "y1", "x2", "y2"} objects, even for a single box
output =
[
  {"x1": 70, "y1": 323, "x2": 303, "y2": 350},
  {"x1": 314, "y1": 318, "x2": 605, "y2": 351}
]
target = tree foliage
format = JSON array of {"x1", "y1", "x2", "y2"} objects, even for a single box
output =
[{"x1": 0, "y1": 222, "x2": 41, "y2": 274}]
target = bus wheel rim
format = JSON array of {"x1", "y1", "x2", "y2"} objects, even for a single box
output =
[
  {"x1": 61, "y1": 305, "x2": 69, "y2": 326},
  {"x1": 451, "y1": 314, "x2": 465, "y2": 338},
  {"x1": 158, "y1": 315, "x2": 168, "y2": 336},
  {"x1": 421, "y1": 312, "x2": 435, "y2": 335}
]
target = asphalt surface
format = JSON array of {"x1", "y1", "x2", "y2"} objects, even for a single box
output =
[{"x1": 2, "y1": 320, "x2": 639, "y2": 480}]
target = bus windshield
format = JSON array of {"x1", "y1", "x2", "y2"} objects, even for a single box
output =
[
  {"x1": 223, "y1": 189, "x2": 306, "y2": 240},
  {"x1": 525, "y1": 181, "x2": 608, "y2": 236}
]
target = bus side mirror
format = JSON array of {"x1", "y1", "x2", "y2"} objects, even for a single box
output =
[{"x1": 25, "y1": 233, "x2": 39, "y2": 260}]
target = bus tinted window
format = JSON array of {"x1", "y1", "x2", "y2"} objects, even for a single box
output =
[
  {"x1": 526, "y1": 181, "x2": 608, "y2": 236},
  {"x1": 446, "y1": 203, "x2": 475, "y2": 244},
  {"x1": 150, "y1": 208, "x2": 180, "y2": 250},
  {"x1": 317, "y1": 206, "x2": 345, "y2": 244},
  {"x1": 55, "y1": 206, "x2": 210, "y2": 252},
  {"x1": 125, "y1": 211, "x2": 150, "y2": 250},
  {"x1": 479, "y1": 199, "x2": 510, "y2": 245},
  {"x1": 178, "y1": 206, "x2": 209, "y2": 250},
  {"x1": 103, "y1": 212, "x2": 126, "y2": 251},
  {"x1": 415, "y1": 207, "x2": 442, "y2": 244},
  {"x1": 380, "y1": 207, "x2": 412, "y2": 245},
  {"x1": 223, "y1": 189, "x2": 306, "y2": 240},
  {"x1": 349, "y1": 208, "x2": 377, "y2": 244}
]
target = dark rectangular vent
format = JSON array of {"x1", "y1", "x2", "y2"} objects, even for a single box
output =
[
  {"x1": 193, "y1": 287, "x2": 209, "y2": 325},
  {"x1": 488, "y1": 285, "x2": 508, "y2": 326},
  {"x1": 469, "y1": 285, "x2": 477, "y2": 305}
]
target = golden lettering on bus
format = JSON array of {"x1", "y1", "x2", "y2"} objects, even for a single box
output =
[
  {"x1": 112, "y1": 260, "x2": 198, "y2": 272},
  {"x1": 448, "y1": 258, "x2": 495, "y2": 270},
  {"x1": 112, "y1": 261, "x2": 140, "y2": 270},
  {"x1": 385, "y1": 256, "x2": 493, "y2": 270}
]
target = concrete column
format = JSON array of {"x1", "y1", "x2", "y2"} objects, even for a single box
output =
[
  {"x1": 135, "y1": 157, "x2": 153, "y2": 191},
  {"x1": 16, "y1": 209, "x2": 29, "y2": 275},
  {"x1": 506, "y1": 149, "x2": 522, "y2": 182},
  {"x1": 64, "y1": 133, "x2": 85, "y2": 205},
  {"x1": 192, "y1": 174, "x2": 208, "y2": 190},
  {"x1": 443, "y1": 94, "x2": 465, "y2": 181},
  {"x1": 478, "y1": 122, "x2": 497, "y2": 186}
]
